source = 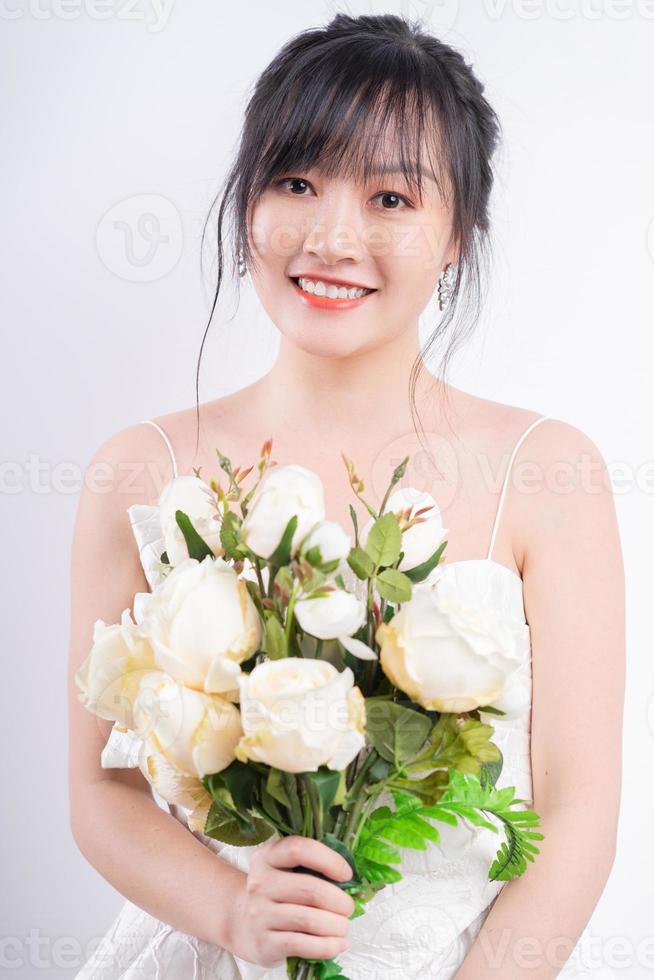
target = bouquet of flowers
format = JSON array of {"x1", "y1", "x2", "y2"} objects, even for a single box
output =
[{"x1": 75, "y1": 439, "x2": 543, "y2": 980}]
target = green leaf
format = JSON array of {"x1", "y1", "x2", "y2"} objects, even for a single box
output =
[
  {"x1": 174, "y1": 509, "x2": 214, "y2": 561},
  {"x1": 301, "y1": 545, "x2": 341, "y2": 575},
  {"x1": 260, "y1": 783, "x2": 284, "y2": 825},
  {"x1": 305, "y1": 767, "x2": 342, "y2": 814},
  {"x1": 318, "y1": 961, "x2": 347, "y2": 979},
  {"x1": 458, "y1": 720, "x2": 503, "y2": 763},
  {"x1": 367, "y1": 755, "x2": 393, "y2": 782},
  {"x1": 432, "y1": 771, "x2": 544, "y2": 881},
  {"x1": 388, "y1": 768, "x2": 450, "y2": 806},
  {"x1": 347, "y1": 547, "x2": 375, "y2": 580},
  {"x1": 219, "y1": 509, "x2": 246, "y2": 560},
  {"x1": 353, "y1": 792, "x2": 446, "y2": 877},
  {"x1": 218, "y1": 759, "x2": 259, "y2": 814},
  {"x1": 382, "y1": 603, "x2": 395, "y2": 623},
  {"x1": 406, "y1": 712, "x2": 501, "y2": 777},
  {"x1": 475, "y1": 703, "x2": 507, "y2": 717},
  {"x1": 355, "y1": 857, "x2": 402, "y2": 884},
  {"x1": 480, "y1": 752, "x2": 504, "y2": 790},
  {"x1": 320, "y1": 834, "x2": 360, "y2": 885},
  {"x1": 365, "y1": 700, "x2": 432, "y2": 766},
  {"x1": 268, "y1": 514, "x2": 298, "y2": 567},
  {"x1": 404, "y1": 812, "x2": 442, "y2": 842},
  {"x1": 263, "y1": 614, "x2": 287, "y2": 660},
  {"x1": 357, "y1": 838, "x2": 402, "y2": 864},
  {"x1": 375, "y1": 567, "x2": 413, "y2": 603},
  {"x1": 365, "y1": 512, "x2": 402, "y2": 567},
  {"x1": 349, "y1": 504, "x2": 359, "y2": 542},
  {"x1": 204, "y1": 800, "x2": 275, "y2": 846},
  {"x1": 403, "y1": 540, "x2": 448, "y2": 583},
  {"x1": 266, "y1": 768, "x2": 292, "y2": 808}
]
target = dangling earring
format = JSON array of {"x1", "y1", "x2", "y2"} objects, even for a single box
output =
[
  {"x1": 237, "y1": 248, "x2": 247, "y2": 278},
  {"x1": 437, "y1": 262, "x2": 457, "y2": 312}
]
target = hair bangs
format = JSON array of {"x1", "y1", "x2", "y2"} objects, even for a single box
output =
[{"x1": 249, "y1": 60, "x2": 450, "y2": 213}]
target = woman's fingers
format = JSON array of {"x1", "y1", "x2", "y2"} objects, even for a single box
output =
[
  {"x1": 267, "y1": 835, "x2": 352, "y2": 882},
  {"x1": 265, "y1": 901, "x2": 351, "y2": 937},
  {"x1": 264, "y1": 868, "x2": 356, "y2": 917},
  {"x1": 267, "y1": 930, "x2": 350, "y2": 964}
]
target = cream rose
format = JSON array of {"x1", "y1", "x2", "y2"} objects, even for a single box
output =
[
  {"x1": 299, "y1": 520, "x2": 352, "y2": 566},
  {"x1": 294, "y1": 588, "x2": 366, "y2": 641},
  {"x1": 234, "y1": 658, "x2": 366, "y2": 773},
  {"x1": 139, "y1": 555, "x2": 261, "y2": 700},
  {"x1": 241, "y1": 464, "x2": 325, "y2": 560},
  {"x1": 75, "y1": 608, "x2": 155, "y2": 729},
  {"x1": 137, "y1": 738, "x2": 213, "y2": 834},
  {"x1": 375, "y1": 581, "x2": 523, "y2": 712},
  {"x1": 360, "y1": 488, "x2": 447, "y2": 573},
  {"x1": 132, "y1": 671, "x2": 243, "y2": 778},
  {"x1": 158, "y1": 475, "x2": 223, "y2": 565}
]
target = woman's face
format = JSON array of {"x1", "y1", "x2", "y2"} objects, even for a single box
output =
[{"x1": 247, "y1": 150, "x2": 457, "y2": 358}]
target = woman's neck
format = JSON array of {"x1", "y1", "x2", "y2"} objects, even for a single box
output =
[{"x1": 256, "y1": 330, "x2": 449, "y2": 438}]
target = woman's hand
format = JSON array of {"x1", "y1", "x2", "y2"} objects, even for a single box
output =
[{"x1": 226, "y1": 835, "x2": 356, "y2": 968}]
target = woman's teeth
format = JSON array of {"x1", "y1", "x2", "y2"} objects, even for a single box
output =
[{"x1": 296, "y1": 277, "x2": 373, "y2": 300}]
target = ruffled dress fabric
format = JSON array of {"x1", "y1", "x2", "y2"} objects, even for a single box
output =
[{"x1": 74, "y1": 503, "x2": 611, "y2": 979}]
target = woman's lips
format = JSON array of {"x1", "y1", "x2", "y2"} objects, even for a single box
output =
[{"x1": 289, "y1": 277, "x2": 377, "y2": 311}]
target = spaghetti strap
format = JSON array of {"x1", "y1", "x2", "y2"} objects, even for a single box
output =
[
  {"x1": 139, "y1": 419, "x2": 179, "y2": 479},
  {"x1": 486, "y1": 415, "x2": 552, "y2": 561}
]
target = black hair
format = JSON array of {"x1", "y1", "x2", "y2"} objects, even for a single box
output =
[{"x1": 194, "y1": 12, "x2": 501, "y2": 454}]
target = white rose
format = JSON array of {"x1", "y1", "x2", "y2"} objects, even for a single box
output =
[
  {"x1": 241, "y1": 464, "x2": 325, "y2": 560},
  {"x1": 294, "y1": 588, "x2": 366, "y2": 641},
  {"x1": 138, "y1": 739, "x2": 212, "y2": 834},
  {"x1": 300, "y1": 520, "x2": 352, "y2": 566},
  {"x1": 158, "y1": 475, "x2": 223, "y2": 566},
  {"x1": 75, "y1": 608, "x2": 155, "y2": 729},
  {"x1": 235, "y1": 658, "x2": 366, "y2": 773},
  {"x1": 360, "y1": 488, "x2": 447, "y2": 572},
  {"x1": 139, "y1": 555, "x2": 261, "y2": 699},
  {"x1": 375, "y1": 581, "x2": 523, "y2": 712},
  {"x1": 132, "y1": 671, "x2": 243, "y2": 778}
]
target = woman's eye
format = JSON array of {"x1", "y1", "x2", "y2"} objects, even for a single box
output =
[
  {"x1": 274, "y1": 178, "x2": 413, "y2": 210},
  {"x1": 371, "y1": 191, "x2": 413, "y2": 211},
  {"x1": 276, "y1": 177, "x2": 313, "y2": 195}
]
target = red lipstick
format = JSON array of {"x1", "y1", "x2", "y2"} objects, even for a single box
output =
[{"x1": 289, "y1": 276, "x2": 377, "y2": 312}]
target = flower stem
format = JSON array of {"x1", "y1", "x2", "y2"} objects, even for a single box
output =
[
  {"x1": 282, "y1": 772, "x2": 303, "y2": 832},
  {"x1": 341, "y1": 751, "x2": 379, "y2": 846},
  {"x1": 285, "y1": 581, "x2": 299, "y2": 647},
  {"x1": 302, "y1": 774, "x2": 322, "y2": 840}
]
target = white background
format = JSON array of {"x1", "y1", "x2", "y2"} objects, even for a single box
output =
[{"x1": 2, "y1": 0, "x2": 653, "y2": 976}]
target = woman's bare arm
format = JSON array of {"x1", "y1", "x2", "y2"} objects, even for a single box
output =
[
  {"x1": 455, "y1": 421, "x2": 625, "y2": 979},
  {"x1": 67, "y1": 423, "x2": 247, "y2": 950}
]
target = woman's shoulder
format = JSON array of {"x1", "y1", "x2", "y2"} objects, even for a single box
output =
[
  {"x1": 454, "y1": 387, "x2": 599, "y2": 457},
  {"x1": 90, "y1": 410, "x2": 196, "y2": 507},
  {"x1": 150, "y1": 383, "x2": 267, "y2": 464}
]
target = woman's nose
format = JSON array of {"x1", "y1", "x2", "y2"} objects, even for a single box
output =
[{"x1": 301, "y1": 195, "x2": 365, "y2": 265}]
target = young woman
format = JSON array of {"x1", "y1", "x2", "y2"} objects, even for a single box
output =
[{"x1": 69, "y1": 13, "x2": 624, "y2": 979}]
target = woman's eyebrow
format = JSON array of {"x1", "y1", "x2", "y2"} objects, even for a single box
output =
[{"x1": 368, "y1": 162, "x2": 437, "y2": 182}]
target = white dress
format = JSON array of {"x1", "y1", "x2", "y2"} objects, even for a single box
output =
[{"x1": 74, "y1": 415, "x2": 613, "y2": 980}]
